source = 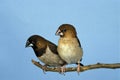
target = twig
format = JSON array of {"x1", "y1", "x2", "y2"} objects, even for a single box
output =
[{"x1": 31, "y1": 59, "x2": 120, "y2": 72}]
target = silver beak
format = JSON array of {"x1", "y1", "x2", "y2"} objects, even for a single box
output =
[{"x1": 55, "y1": 29, "x2": 63, "y2": 36}]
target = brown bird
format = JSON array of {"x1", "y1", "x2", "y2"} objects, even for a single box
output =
[
  {"x1": 55, "y1": 24, "x2": 83, "y2": 73},
  {"x1": 25, "y1": 35, "x2": 66, "y2": 69}
]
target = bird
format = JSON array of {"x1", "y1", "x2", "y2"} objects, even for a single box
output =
[
  {"x1": 55, "y1": 24, "x2": 83, "y2": 74},
  {"x1": 25, "y1": 35, "x2": 66, "y2": 71}
]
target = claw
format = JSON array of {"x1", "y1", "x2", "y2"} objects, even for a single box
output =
[
  {"x1": 60, "y1": 65, "x2": 66, "y2": 75},
  {"x1": 42, "y1": 65, "x2": 47, "y2": 74}
]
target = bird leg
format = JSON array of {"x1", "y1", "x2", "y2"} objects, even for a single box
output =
[
  {"x1": 77, "y1": 60, "x2": 81, "y2": 75},
  {"x1": 77, "y1": 63, "x2": 80, "y2": 74}
]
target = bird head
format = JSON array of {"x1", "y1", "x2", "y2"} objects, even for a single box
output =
[
  {"x1": 25, "y1": 35, "x2": 46, "y2": 49},
  {"x1": 26, "y1": 35, "x2": 37, "y2": 48},
  {"x1": 55, "y1": 24, "x2": 77, "y2": 38}
]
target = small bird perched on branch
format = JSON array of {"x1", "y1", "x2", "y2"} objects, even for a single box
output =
[
  {"x1": 55, "y1": 24, "x2": 83, "y2": 74},
  {"x1": 25, "y1": 35, "x2": 66, "y2": 71}
]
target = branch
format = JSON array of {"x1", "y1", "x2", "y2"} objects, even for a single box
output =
[{"x1": 31, "y1": 59, "x2": 120, "y2": 73}]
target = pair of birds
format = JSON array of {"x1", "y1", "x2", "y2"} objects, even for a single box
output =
[{"x1": 25, "y1": 24, "x2": 83, "y2": 73}]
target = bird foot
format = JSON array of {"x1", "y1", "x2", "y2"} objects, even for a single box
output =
[
  {"x1": 42, "y1": 65, "x2": 47, "y2": 74},
  {"x1": 60, "y1": 66, "x2": 66, "y2": 75}
]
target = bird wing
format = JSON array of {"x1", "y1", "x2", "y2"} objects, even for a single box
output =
[
  {"x1": 76, "y1": 36, "x2": 82, "y2": 47},
  {"x1": 48, "y1": 42, "x2": 58, "y2": 55},
  {"x1": 76, "y1": 36, "x2": 83, "y2": 62}
]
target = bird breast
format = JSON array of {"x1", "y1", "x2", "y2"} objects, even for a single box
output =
[
  {"x1": 38, "y1": 46, "x2": 64, "y2": 67},
  {"x1": 57, "y1": 38, "x2": 83, "y2": 64}
]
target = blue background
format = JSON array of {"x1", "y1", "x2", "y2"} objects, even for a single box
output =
[{"x1": 0, "y1": 0, "x2": 119, "y2": 80}]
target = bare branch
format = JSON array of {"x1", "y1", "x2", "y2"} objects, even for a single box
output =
[{"x1": 31, "y1": 59, "x2": 120, "y2": 73}]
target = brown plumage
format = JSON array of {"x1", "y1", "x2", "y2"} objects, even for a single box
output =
[
  {"x1": 56, "y1": 24, "x2": 83, "y2": 73},
  {"x1": 25, "y1": 35, "x2": 66, "y2": 67}
]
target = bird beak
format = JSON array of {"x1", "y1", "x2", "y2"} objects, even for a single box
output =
[
  {"x1": 25, "y1": 41, "x2": 33, "y2": 48},
  {"x1": 55, "y1": 29, "x2": 63, "y2": 36}
]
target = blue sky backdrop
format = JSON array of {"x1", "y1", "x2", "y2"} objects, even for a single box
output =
[{"x1": 0, "y1": 0, "x2": 119, "y2": 80}]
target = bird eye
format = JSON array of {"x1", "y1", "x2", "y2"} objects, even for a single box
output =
[
  {"x1": 31, "y1": 41, "x2": 35, "y2": 44},
  {"x1": 61, "y1": 28, "x2": 66, "y2": 32}
]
